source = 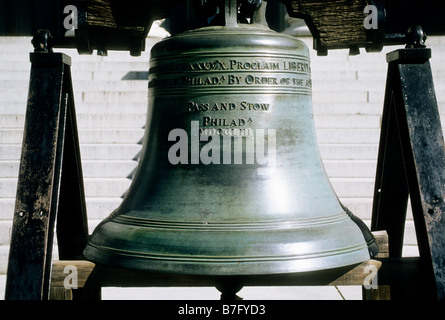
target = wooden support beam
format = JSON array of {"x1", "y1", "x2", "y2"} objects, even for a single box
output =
[{"x1": 285, "y1": 0, "x2": 371, "y2": 54}]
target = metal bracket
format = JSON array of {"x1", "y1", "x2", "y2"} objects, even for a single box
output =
[{"x1": 31, "y1": 29, "x2": 54, "y2": 53}]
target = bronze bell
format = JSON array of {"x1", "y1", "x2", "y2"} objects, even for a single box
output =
[{"x1": 83, "y1": 0, "x2": 378, "y2": 276}]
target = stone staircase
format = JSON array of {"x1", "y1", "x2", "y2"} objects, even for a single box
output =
[{"x1": 2, "y1": 31, "x2": 445, "y2": 274}]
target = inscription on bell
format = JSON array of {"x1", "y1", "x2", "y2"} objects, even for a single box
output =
[
  {"x1": 184, "y1": 75, "x2": 226, "y2": 85},
  {"x1": 151, "y1": 59, "x2": 310, "y2": 73},
  {"x1": 202, "y1": 117, "x2": 253, "y2": 127},
  {"x1": 187, "y1": 101, "x2": 270, "y2": 112},
  {"x1": 148, "y1": 55, "x2": 312, "y2": 95}
]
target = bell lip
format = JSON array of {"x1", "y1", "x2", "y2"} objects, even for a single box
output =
[
  {"x1": 83, "y1": 240, "x2": 371, "y2": 276},
  {"x1": 84, "y1": 207, "x2": 376, "y2": 276},
  {"x1": 83, "y1": 215, "x2": 372, "y2": 276},
  {"x1": 82, "y1": 256, "x2": 372, "y2": 289}
]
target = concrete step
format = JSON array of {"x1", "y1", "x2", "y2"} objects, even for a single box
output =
[
  {"x1": 340, "y1": 197, "x2": 373, "y2": 220},
  {"x1": 311, "y1": 90, "x2": 371, "y2": 104},
  {"x1": 81, "y1": 91, "x2": 148, "y2": 104},
  {"x1": 0, "y1": 70, "x2": 31, "y2": 80},
  {"x1": 91, "y1": 70, "x2": 148, "y2": 81},
  {"x1": 0, "y1": 245, "x2": 9, "y2": 274},
  {"x1": 312, "y1": 80, "x2": 387, "y2": 92},
  {"x1": 0, "y1": 197, "x2": 122, "y2": 221},
  {"x1": 0, "y1": 60, "x2": 150, "y2": 72},
  {"x1": 319, "y1": 144, "x2": 378, "y2": 160},
  {"x1": 0, "y1": 90, "x2": 148, "y2": 105},
  {"x1": 0, "y1": 80, "x2": 149, "y2": 92},
  {"x1": 0, "y1": 50, "x2": 149, "y2": 63},
  {"x1": 0, "y1": 69, "x2": 148, "y2": 82},
  {"x1": 316, "y1": 129, "x2": 381, "y2": 144},
  {"x1": 0, "y1": 144, "x2": 142, "y2": 161},
  {"x1": 331, "y1": 177, "x2": 375, "y2": 198},
  {"x1": 323, "y1": 160, "x2": 376, "y2": 178},
  {"x1": 0, "y1": 69, "x2": 94, "y2": 81},
  {"x1": 83, "y1": 178, "x2": 132, "y2": 198},
  {"x1": 0, "y1": 89, "x2": 148, "y2": 105},
  {"x1": 0, "y1": 160, "x2": 138, "y2": 179},
  {"x1": 0, "y1": 102, "x2": 148, "y2": 115},
  {"x1": 0, "y1": 113, "x2": 146, "y2": 129},
  {"x1": 0, "y1": 128, "x2": 144, "y2": 144},
  {"x1": 0, "y1": 177, "x2": 132, "y2": 198},
  {"x1": 314, "y1": 114, "x2": 381, "y2": 129},
  {"x1": 0, "y1": 221, "x2": 12, "y2": 246}
]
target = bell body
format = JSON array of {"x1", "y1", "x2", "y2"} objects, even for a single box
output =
[{"x1": 84, "y1": 23, "x2": 376, "y2": 275}]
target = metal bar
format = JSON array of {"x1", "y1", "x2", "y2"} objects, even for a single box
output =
[
  {"x1": 372, "y1": 46, "x2": 445, "y2": 300},
  {"x1": 371, "y1": 60, "x2": 409, "y2": 258},
  {"x1": 4, "y1": 52, "x2": 72, "y2": 300},
  {"x1": 391, "y1": 49, "x2": 445, "y2": 300},
  {"x1": 56, "y1": 63, "x2": 89, "y2": 261}
]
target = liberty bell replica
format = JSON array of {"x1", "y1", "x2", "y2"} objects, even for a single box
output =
[{"x1": 84, "y1": 0, "x2": 378, "y2": 277}]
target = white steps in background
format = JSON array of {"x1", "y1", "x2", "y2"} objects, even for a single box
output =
[
  {"x1": 0, "y1": 36, "x2": 152, "y2": 273},
  {"x1": 2, "y1": 36, "x2": 444, "y2": 273}
]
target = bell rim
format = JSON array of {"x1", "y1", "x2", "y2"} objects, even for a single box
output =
[
  {"x1": 84, "y1": 241, "x2": 370, "y2": 276},
  {"x1": 84, "y1": 212, "x2": 372, "y2": 276}
]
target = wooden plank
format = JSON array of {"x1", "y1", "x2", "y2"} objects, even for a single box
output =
[
  {"x1": 82, "y1": 0, "x2": 176, "y2": 54},
  {"x1": 50, "y1": 259, "x2": 382, "y2": 291},
  {"x1": 286, "y1": 0, "x2": 369, "y2": 52},
  {"x1": 50, "y1": 261, "x2": 96, "y2": 288},
  {"x1": 49, "y1": 287, "x2": 73, "y2": 300},
  {"x1": 329, "y1": 260, "x2": 381, "y2": 286},
  {"x1": 87, "y1": 0, "x2": 172, "y2": 30},
  {"x1": 373, "y1": 230, "x2": 389, "y2": 258}
]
